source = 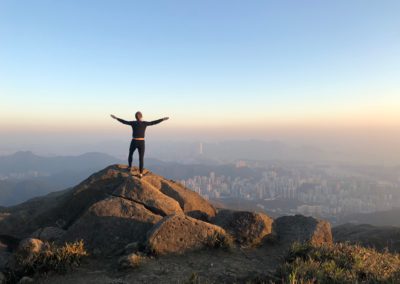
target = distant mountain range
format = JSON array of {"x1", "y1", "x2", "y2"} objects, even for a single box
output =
[
  {"x1": 0, "y1": 151, "x2": 123, "y2": 206},
  {"x1": 0, "y1": 151, "x2": 122, "y2": 175}
]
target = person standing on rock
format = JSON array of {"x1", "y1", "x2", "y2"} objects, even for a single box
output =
[{"x1": 110, "y1": 112, "x2": 169, "y2": 178}]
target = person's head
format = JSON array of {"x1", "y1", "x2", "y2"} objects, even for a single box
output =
[{"x1": 135, "y1": 111, "x2": 143, "y2": 121}]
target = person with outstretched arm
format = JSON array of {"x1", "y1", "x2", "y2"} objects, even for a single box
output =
[{"x1": 110, "y1": 112, "x2": 169, "y2": 178}]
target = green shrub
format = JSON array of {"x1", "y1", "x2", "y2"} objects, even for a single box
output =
[{"x1": 277, "y1": 242, "x2": 400, "y2": 283}]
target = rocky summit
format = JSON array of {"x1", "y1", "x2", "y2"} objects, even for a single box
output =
[
  {"x1": 0, "y1": 165, "x2": 218, "y2": 254},
  {"x1": 0, "y1": 164, "x2": 334, "y2": 283}
]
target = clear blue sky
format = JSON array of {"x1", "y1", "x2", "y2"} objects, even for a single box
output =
[{"x1": 0, "y1": 0, "x2": 399, "y2": 136}]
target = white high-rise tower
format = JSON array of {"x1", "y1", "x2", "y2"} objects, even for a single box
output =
[{"x1": 198, "y1": 142, "x2": 203, "y2": 155}]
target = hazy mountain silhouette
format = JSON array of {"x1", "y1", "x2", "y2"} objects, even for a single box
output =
[
  {"x1": 201, "y1": 140, "x2": 329, "y2": 162},
  {"x1": 0, "y1": 151, "x2": 123, "y2": 206},
  {"x1": 0, "y1": 151, "x2": 122, "y2": 174}
]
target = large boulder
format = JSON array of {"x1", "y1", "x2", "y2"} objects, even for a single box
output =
[
  {"x1": 144, "y1": 176, "x2": 216, "y2": 220},
  {"x1": 31, "y1": 227, "x2": 66, "y2": 242},
  {"x1": 147, "y1": 214, "x2": 230, "y2": 255},
  {"x1": 213, "y1": 209, "x2": 273, "y2": 246},
  {"x1": 272, "y1": 215, "x2": 332, "y2": 246},
  {"x1": 112, "y1": 178, "x2": 183, "y2": 216},
  {"x1": 62, "y1": 196, "x2": 162, "y2": 254}
]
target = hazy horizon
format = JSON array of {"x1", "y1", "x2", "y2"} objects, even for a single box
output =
[{"x1": 1, "y1": 1, "x2": 399, "y2": 164}]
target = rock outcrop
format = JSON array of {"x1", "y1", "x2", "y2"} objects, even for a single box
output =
[
  {"x1": 144, "y1": 177, "x2": 216, "y2": 220},
  {"x1": 112, "y1": 178, "x2": 183, "y2": 216},
  {"x1": 62, "y1": 196, "x2": 163, "y2": 253},
  {"x1": 0, "y1": 165, "x2": 217, "y2": 255},
  {"x1": 147, "y1": 214, "x2": 229, "y2": 255},
  {"x1": 271, "y1": 215, "x2": 332, "y2": 246},
  {"x1": 213, "y1": 209, "x2": 273, "y2": 246}
]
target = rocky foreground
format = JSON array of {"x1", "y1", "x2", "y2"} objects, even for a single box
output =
[{"x1": 0, "y1": 164, "x2": 333, "y2": 283}]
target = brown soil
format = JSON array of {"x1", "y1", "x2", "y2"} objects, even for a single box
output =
[{"x1": 37, "y1": 244, "x2": 284, "y2": 284}]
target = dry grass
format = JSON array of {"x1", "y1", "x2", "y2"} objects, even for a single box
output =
[
  {"x1": 5, "y1": 240, "x2": 88, "y2": 283},
  {"x1": 205, "y1": 231, "x2": 234, "y2": 250},
  {"x1": 118, "y1": 253, "x2": 145, "y2": 269},
  {"x1": 277, "y1": 242, "x2": 400, "y2": 284}
]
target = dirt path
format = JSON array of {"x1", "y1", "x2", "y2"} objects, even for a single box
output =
[{"x1": 38, "y1": 244, "x2": 285, "y2": 284}]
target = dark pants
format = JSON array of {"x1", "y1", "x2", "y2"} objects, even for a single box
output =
[{"x1": 128, "y1": 139, "x2": 145, "y2": 173}]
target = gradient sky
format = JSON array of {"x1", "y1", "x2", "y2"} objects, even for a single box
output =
[{"x1": 1, "y1": 1, "x2": 400, "y2": 146}]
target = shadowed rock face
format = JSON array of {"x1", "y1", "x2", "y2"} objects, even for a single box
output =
[
  {"x1": 62, "y1": 197, "x2": 163, "y2": 253},
  {"x1": 213, "y1": 209, "x2": 273, "y2": 246},
  {"x1": 147, "y1": 214, "x2": 228, "y2": 255},
  {"x1": 0, "y1": 165, "x2": 217, "y2": 254},
  {"x1": 272, "y1": 215, "x2": 333, "y2": 246}
]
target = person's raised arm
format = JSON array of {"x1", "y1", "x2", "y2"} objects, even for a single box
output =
[
  {"x1": 146, "y1": 117, "x2": 169, "y2": 126},
  {"x1": 110, "y1": 114, "x2": 132, "y2": 125}
]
